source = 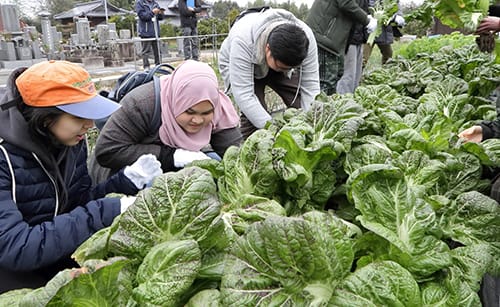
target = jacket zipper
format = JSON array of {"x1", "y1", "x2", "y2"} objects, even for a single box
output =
[
  {"x1": 32, "y1": 153, "x2": 59, "y2": 217},
  {"x1": 327, "y1": 19, "x2": 337, "y2": 37}
]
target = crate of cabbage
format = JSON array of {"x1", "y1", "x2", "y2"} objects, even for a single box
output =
[{"x1": 0, "y1": 98, "x2": 499, "y2": 306}]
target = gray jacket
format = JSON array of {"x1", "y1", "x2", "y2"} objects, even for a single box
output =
[{"x1": 218, "y1": 8, "x2": 320, "y2": 129}]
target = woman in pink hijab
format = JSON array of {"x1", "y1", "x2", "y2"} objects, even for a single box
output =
[{"x1": 91, "y1": 60, "x2": 242, "y2": 181}]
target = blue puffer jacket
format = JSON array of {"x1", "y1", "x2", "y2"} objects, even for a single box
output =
[
  {"x1": 135, "y1": 0, "x2": 164, "y2": 38},
  {"x1": 0, "y1": 68, "x2": 139, "y2": 291},
  {"x1": 0, "y1": 141, "x2": 136, "y2": 271}
]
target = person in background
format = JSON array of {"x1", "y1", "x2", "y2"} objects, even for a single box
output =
[
  {"x1": 459, "y1": 119, "x2": 500, "y2": 307},
  {"x1": 91, "y1": 60, "x2": 242, "y2": 183},
  {"x1": 178, "y1": 0, "x2": 201, "y2": 61},
  {"x1": 219, "y1": 8, "x2": 320, "y2": 139},
  {"x1": 306, "y1": 0, "x2": 377, "y2": 96},
  {"x1": 363, "y1": 0, "x2": 405, "y2": 66},
  {"x1": 136, "y1": 0, "x2": 164, "y2": 70},
  {"x1": 0, "y1": 60, "x2": 162, "y2": 293},
  {"x1": 336, "y1": 0, "x2": 371, "y2": 94}
]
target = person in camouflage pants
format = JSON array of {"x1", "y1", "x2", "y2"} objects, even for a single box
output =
[
  {"x1": 318, "y1": 47, "x2": 344, "y2": 95},
  {"x1": 307, "y1": 0, "x2": 376, "y2": 95}
]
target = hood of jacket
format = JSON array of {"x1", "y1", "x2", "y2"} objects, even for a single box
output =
[
  {"x1": 0, "y1": 67, "x2": 74, "y2": 212},
  {"x1": 219, "y1": 8, "x2": 309, "y2": 86},
  {"x1": 0, "y1": 68, "x2": 52, "y2": 162}
]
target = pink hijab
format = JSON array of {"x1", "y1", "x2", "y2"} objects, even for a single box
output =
[{"x1": 158, "y1": 60, "x2": 240, "y2": 151}]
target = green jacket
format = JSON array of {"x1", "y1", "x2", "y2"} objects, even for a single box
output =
[{"x1": 306, "y1": 0, "x2": 369, "y2": 55}]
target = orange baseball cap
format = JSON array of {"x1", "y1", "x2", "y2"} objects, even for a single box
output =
[{"x1": 15, "y1": 60, "x2": 120, "y2": 119}]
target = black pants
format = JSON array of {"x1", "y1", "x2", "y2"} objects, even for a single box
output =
[
  {"x1": 480, "y1": 274, "x2": 500, "y2": 307},
  {"x1": 141, "y1": 38, "x2": 161, "y2": 69},
  {"x1": 240, "y1": 68, "x2": 301, "y2": 139}
]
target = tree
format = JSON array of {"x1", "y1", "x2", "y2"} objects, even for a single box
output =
[
  {"x1": 109, "y1": 13, "x2": 136, "y2": 35},
  {"x1": 212, "y1": 1, "x2": 240, "y2": 19},
  {"x1": 46, "y1": 0, "x2": 77, "y2": 16},
  {"x1": 198, "y1": 17, "x2": 228, "y2": 47},
  {"x1": 109, "y1": 0, "x2": 134, "y2": 11}
]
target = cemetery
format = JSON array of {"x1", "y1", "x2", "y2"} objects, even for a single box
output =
[{"x1": 0, "y1": 2, "x2": 186, "y2": 72}]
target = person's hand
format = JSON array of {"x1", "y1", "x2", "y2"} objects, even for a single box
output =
[
  {"x1": 124, "y1": 154, "x2": 162, "y2": 189},
  {"x1": 366, "y1": 15, "x2": 378, "y2": 34},
  {"x1": 394, "y1": 15, "x2": 405, "y2": 27},
  {"x1": 476, "y1": 16, "x2": 500, "y2": 34},
  {"x1": 173, "y1": 149, "x2": 211, "y2": 168},
  {"x1": 152, "y1": 8, "x2": 160, "y2": 14},
  {"x1": 120, "y1": 196, "x2": 137, "y2": 213},
  {"x1": 458, "y1": 125, "x2": 483, "y2": 143}
]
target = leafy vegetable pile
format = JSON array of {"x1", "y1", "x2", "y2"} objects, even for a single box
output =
[
  {"x1": 1, "y1": 35, "x2": 500, "y2": 306},
  {"x1": 367, "y1": 0, "x2": 400, "y2": 45},
  {"x1": 405, "y1": 0, "x2": 491, "y2": 32}
]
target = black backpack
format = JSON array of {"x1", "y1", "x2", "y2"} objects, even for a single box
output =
[
  {"x1": 96, "y1": 63, "x2": 175, "y2": 133},
  {"x1": 230, "y1": 6, "x2": 270, "y2": 27}
]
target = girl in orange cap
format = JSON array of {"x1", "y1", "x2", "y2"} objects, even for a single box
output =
[{"x1": 0, "y1": 60, "x2": 162, "y2": 292}]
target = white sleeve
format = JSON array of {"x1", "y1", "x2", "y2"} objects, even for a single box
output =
[{"x1": 228, "y1": 38, "x2": 272, "y2": 128}]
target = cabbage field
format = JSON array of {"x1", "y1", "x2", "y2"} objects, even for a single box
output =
[{"x1": 1, "y1": 34, "x2": 500, "y2": 306}]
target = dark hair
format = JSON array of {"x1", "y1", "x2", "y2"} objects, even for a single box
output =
[
  {"x1": 18, "y1": 102, "x2": 66, "y2": 148},
  {"x1": 267, "y1": 23, "x2": 309, "y2": 67},
  {"x1": 16, "y1": 101, "x2": 72, "y2": 213}
]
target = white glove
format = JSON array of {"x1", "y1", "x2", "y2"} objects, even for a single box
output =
[
  {"x1": 394, "y1": 15, "x2": 405, "y2": 27},
  {"x1": 120, "y1": 196, "x2": 137, "y2": 213},
  {"x1": 366, "y1": 15, "x2": 378, "y2": 34},
  {"x1": 173, "y1": 149, "x2": 211, "y2": 168},
  {"x1": 124, "y1": 154, "x2": 162, "y2": 189}
]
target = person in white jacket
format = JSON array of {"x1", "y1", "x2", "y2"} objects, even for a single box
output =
[{"x1": 218, "y1": 8, "x2": 320, "y2": 138}]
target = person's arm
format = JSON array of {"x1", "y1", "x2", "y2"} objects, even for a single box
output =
[
  {"x1": 229, "y1": 38, "x2": 273, "y2": 128},
  {"x1": 155, "y1": 2, "x2": 165, "y2": 21},
  {"x1": 76, "y1": 141, "x2": 140, "y2": 199},
  {"x1": 0, "y1": 164, "x2": 121, "y2": 271},
  {"x1": 210, "y1": 127, "x2": 243, "y2": 157},
  {"x1": 178, "y1": 0, "x2": 195, "y2": 17},
  {"x1": 94, "y1": 84, "x2": 163, "y2": 171},
  {"x1": 338, "y1": 0, "x2": 370, "y2": 25},
  {"x1": 0, "y1": 199, "x2": 121, "y2": 271},
  {"x1": 136, "y1": 1, "x2": 154, "y2": 21},
  {"x1": 480, "y1": 118, "x2": 500, "y2": 140},
  {"x1": 458, "y1": 118, "x2": 500, "y2": 142},
  {"x1": 298, "y1": 25, "x2": 321, "y2": 110},
  {"x1": 476, "y1": 16, "x2": 500, "y2": 33}
]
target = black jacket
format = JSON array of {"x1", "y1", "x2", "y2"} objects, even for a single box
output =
[
  {"x1": 346, "y1": 0, "x2": 369, "y2": 48},
  {"x1": 480, "y1": 118, "x2": 500, "y2": 140},
  {"x1": 136, "y1": 0, "x2": 164, "y2": 38},
  {"x1": 178, "y1": 0, "x2": 201, "y2": 28}
]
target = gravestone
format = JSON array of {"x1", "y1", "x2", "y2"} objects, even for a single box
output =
[
  {"x1": 0, "y1": 4, "x2": 21, "y2": 33},
  {"x1": 39, "y1": 11, "x2": 54, "y2": 54},
  {"x1": 119, "y1": 29, "x2": 131, "y2": 40},
  {"x1": 96, "y1": 24, "x2": 110, "y2": 45},
  {"x1": 0, "y1": 41, "x2": 16, "y2": 61},
  {"x1": 76, "y1": 18, "x2": 91, "y2": 46}
]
